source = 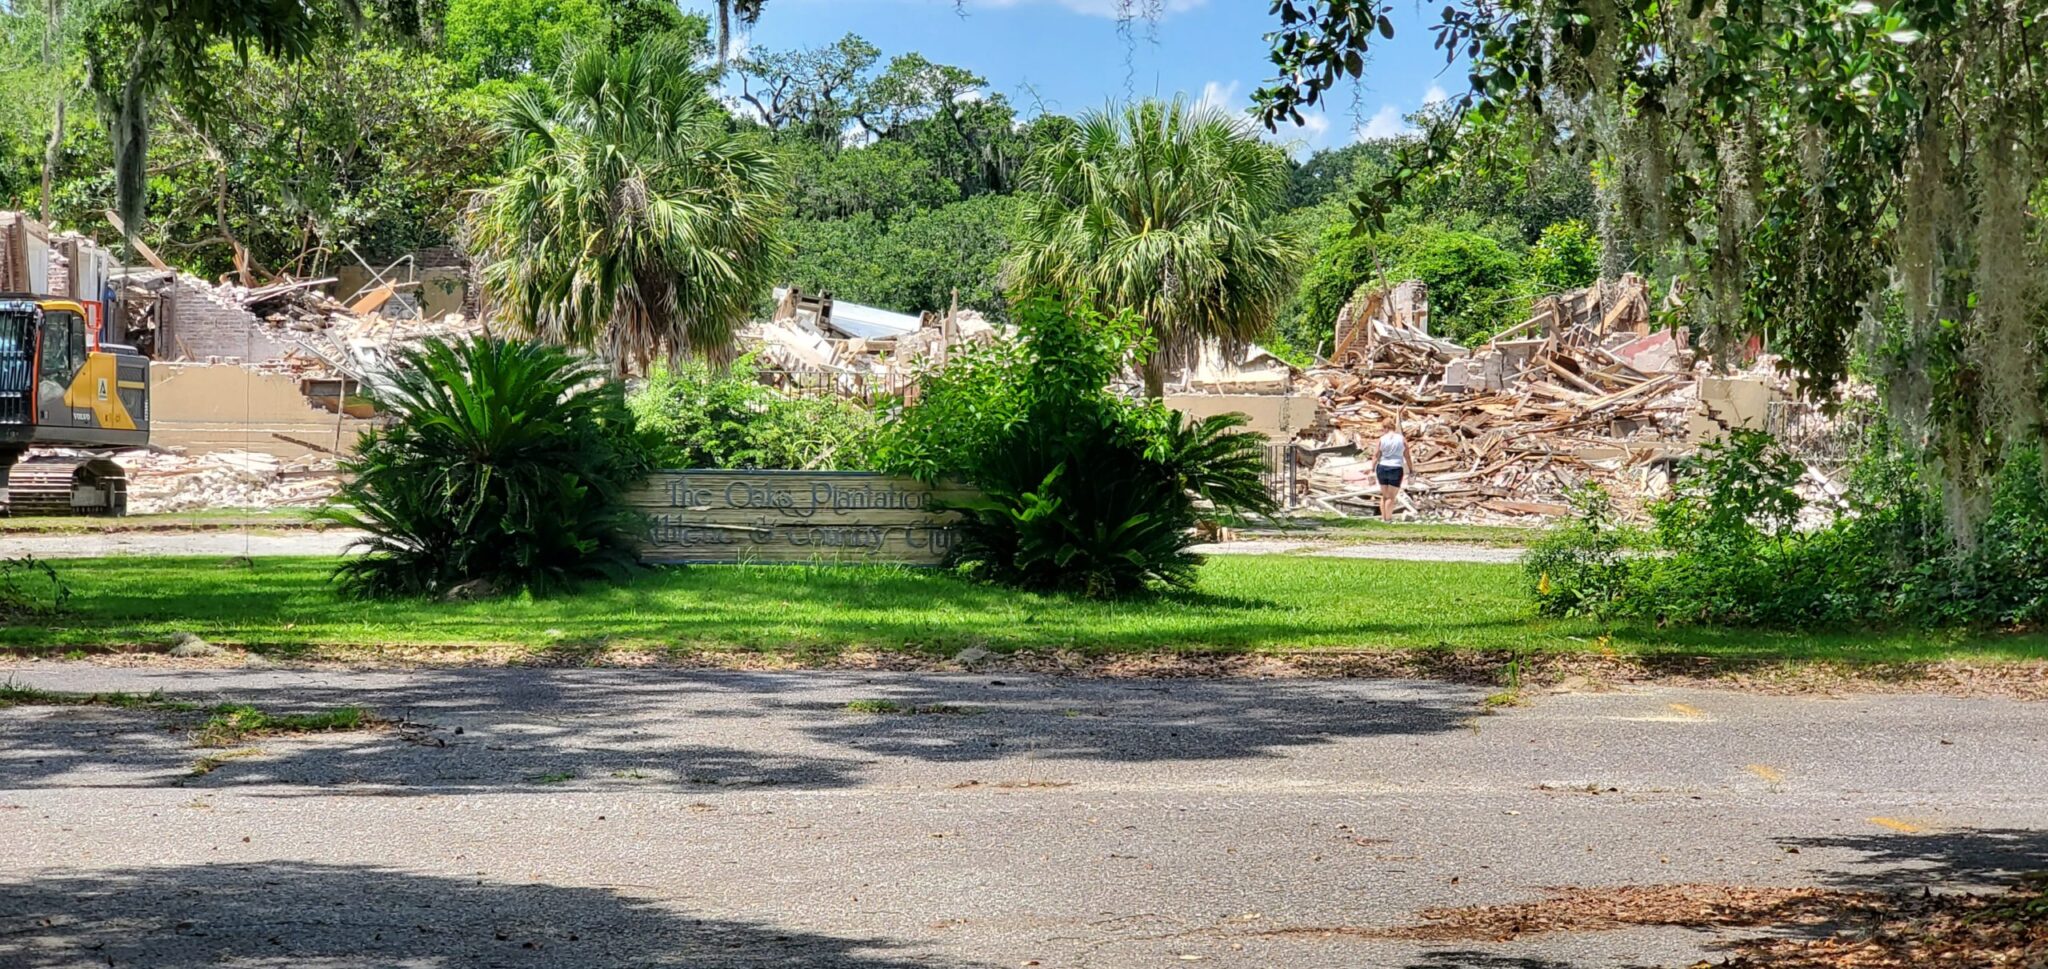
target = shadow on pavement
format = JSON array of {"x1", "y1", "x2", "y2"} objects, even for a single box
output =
[
  {"x1": 788, "y1": 676, "x2": 1477, "y2": 764},
  {"x1": 0, "y1": 861, "x2": 985, "y2": 969},
  {"x1": 1781, "y1": 826, "x2": 2048, "y2": 890},
  {"x1": 0, "y1": 668, "x2": 1481, "y2": 791}
]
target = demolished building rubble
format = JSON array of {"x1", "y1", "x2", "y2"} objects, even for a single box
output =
[
  {"x1": 1239, "y1": 276, "x2": 1815, "y2": 522},
  {"x1": 122, "y1": 449, "x2": 342, "y2": 515},
  {"x1": 12, "y1": 206, "x2": 1840, "y2": 525},
  {"x1": 746, "y1": 287, "x2": 1005, "y2": 399}
]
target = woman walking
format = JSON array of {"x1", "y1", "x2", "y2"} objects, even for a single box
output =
[{"x1": 1374, "y1": 417, "x2": 1408, "y2": 523}]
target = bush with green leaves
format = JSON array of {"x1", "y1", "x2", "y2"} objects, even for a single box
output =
[
  {"x1": 319, "y1": 338, "x2": 654, "y2": 599},
  {"x1": 628, "y1": 356, "x2": 878, "y2": 470},
  {"x1": 877, "y1": 295, "x2": 1277, "y2": 597},
  {"x1": 1528, "y1": 428, "x2": 2048, "y2": 629},
  {"x1": 1523, "y1": 484, "x2": 1638, "y2": 619}
]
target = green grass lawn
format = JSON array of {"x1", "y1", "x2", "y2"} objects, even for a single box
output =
[{"x1": 1, "y1": 554, "x2": 2040, "y2": 665}]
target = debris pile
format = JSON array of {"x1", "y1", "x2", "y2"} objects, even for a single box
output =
[
  {"x1": 1293, "y1": 276, "x2": 1716, "y2": 521},
  {"x1": 112, "y1": 267, "x2": 487, "y2": 386},
  {"x1": 228, "y1": 278, "x2": 488, "y2": 381},
  {"x1": 124, "y1": 449, "x2": 342, "y2": 514},
  {"x1": 746, "y1": 286, "x2": 1007, "y2": 396}
]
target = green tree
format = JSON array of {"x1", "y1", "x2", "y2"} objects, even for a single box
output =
[
  {"x1": 1249, "y1": 1, "x2": 2048, "y2": 513},
  {"x1": 1527, "y1": 220, "x2": 1598, "y2": 292},
  {"x1": 440, "y1": 0, "x2": 606, "y2": 83},
  {"x1": 0, "y1": 3, "x2": 70, "y2": 216},
  {"x1": 140, "y1": 37, "x2": 490, "y2": 278},
  {"x1": 734, "y1": 32, "x2": 877, "y2": 144},
  {"x1": 1382, "y1": 224, "x2": 1525, "y2": 343},
  {"x1": 737, "y1": 38, "x2": 1027, "y2": 199},
  {"x1": 861, "y1": 54, "x2": 1028, "y2": 198},
  {"x1": 469, "y1": 38, "x2": 787, "y2": 373},
  {"x1": 1280, "y1": 218, "x2": 1528, "y2": 351},
  {"x1": 713, "y1": 0, "x2": 765, "y2": 67},
  {"x1": 1008, "y1": 98, "x2": 1300, "y2": 397},
  {"x1": 1400, "y1": 112, "x2": 1597, "y2": 245},
  {"x1": 78, "y1": 0, "x2": 332, "y2": 256},
  {"x1": 439, "y1": 0, "x2": 706, "y2": 85},
  {"x1": 783, "y1": 193, "x2": 1019, "y2": 323},
  {"x1": 876, "y1": 296, "x2": 1275, "y2": 597},
  {"x1": 1284, "y1": 141, "x2": 1392, "y2": 209},
  {"x1": 784, "y1": 138, "x2": 955, "y2": 220},
  {"x1": 629, "y1": 356, "x2": 877, "y2": 471}
]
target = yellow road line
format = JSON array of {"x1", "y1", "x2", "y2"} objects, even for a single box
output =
[
  {"x1": 1868, "y1": 817, "x2": 1924, "y2": 834},
  {"x1": 1667, "y1": 703, "x2": 1706, "y2": 719},
  {"x1": 1744, "y1": 764, "x2": 1785, "y2": 783}
]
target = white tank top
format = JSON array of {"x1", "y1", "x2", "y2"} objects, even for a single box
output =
[{"x1": 1377, "y1": 432, "x2": 1407, "y2": 468}]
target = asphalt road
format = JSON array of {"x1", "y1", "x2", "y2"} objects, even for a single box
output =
[
  {"x1": 1, "y1": 529, "x2": 1524, "y2": 563},
  {"x1": 2, "y1": 664, "x2": 2043, "y2": 968}
]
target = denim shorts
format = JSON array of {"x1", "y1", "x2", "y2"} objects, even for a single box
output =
[{"x1": 1375, "y1": 464, "x2": 1404, "y2": 487}]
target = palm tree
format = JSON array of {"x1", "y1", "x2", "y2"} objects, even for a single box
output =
[
  {"x1": 1007, "y1": 97, "x2": 1300, "y2": 398},
  {"x1": 469, "y1": 38, "x2": 787, "y2": 373}
]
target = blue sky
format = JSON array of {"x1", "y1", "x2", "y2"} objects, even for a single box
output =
[{"x1": 678, "y1": 0, "x2": 1464, "y2": 155}]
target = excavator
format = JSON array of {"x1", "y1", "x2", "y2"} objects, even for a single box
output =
[{"x1": 0, "y1": 293, "x2": 149, "y2": 515}]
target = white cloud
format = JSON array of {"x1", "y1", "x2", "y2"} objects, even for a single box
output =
[
  {"x1": 1421, "y1": 83, "x2": 1450, "y2": 107},
  {"x1": 1196, "y1": 80, "x2": 1242, "y2": 114},
  {"x1": 1356, "y1": 103, "x2": 1409, "y2": 140},
  {"x1": 966, "y1": 0, "x2": 1209, "y2": 18}
]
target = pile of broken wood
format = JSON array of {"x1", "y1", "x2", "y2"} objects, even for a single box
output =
[
  {"x1": 227, "y1": 277, "x2": 487, "y2": 383},
  {"x1": 1295, "y1": 275, "x2": 1699, "y2": 521}
]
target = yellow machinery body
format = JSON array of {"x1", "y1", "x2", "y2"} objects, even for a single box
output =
[{"x1": 0, "y1": 295, "x2": 150, "y2": 515}]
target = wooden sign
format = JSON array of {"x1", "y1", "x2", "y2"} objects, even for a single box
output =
[{"x1": 627, "y1": 470, "x2": 972, "y2": 565}]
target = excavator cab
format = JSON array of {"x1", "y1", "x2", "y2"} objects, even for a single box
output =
[{"x1": 0, "y1": 295, "x2": 150, "y2": 515}]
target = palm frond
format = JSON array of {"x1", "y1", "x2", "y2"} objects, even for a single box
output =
[
  {"x1": 1008, "y1": 97, "x2": 1303, "y2": 387},
  {"x1": 469, "y1": 37, "x2": 789, "y2": 374}
]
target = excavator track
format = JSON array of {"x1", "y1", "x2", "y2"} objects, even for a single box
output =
[{"x1": 8, "y1": 457, "x2": 128, "y2": 516}]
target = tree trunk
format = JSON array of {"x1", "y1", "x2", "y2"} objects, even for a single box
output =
[
  {"x1": 41, "y1": 98, "x2": 63, "y2": 226},
  {"x1": 716, "y1": 0, "x2": 732, "y2": 66},
  {"x1": 39, "y1": 0, "x2": 62, "y2": 225},
  {"x1": 1141, "y1": 350, "x2": 1166, "y2": 400}
]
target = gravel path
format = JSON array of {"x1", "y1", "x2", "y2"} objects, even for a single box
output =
[{"x1": 2, "y1": 663, "x2": 2041, "y2": 968}]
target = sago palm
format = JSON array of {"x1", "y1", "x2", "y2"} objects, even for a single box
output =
[
  {"x1": 1007, "y1": 98, "x2": 1300, "y2": 398},
  {"x1": 319, "y1": 338, "x2": 654, "y2": 599},
  {"x1": 469, "y1": 38, "x2": 787, "y2": 373}
]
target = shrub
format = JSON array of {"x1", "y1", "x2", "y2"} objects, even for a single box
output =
[
  {"x1": 1951, "y1": 448, "x2": 2048, "y2": 626},
  {"x1": 1524, "y1": 484, "x2": 1637, "y2": 618},
  {"x1": 319, "y1": 338, "x2": 654, "y2": 598},
  {"x1": 878, "y1": 296, "x2": 1277, "y2": 597},
  {"x1": 1528, "y1": 426, "x2": 2048, "y2": 629},
  {"x1": 628, "y1": 355, "x2": 878, "y2": 470}
]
